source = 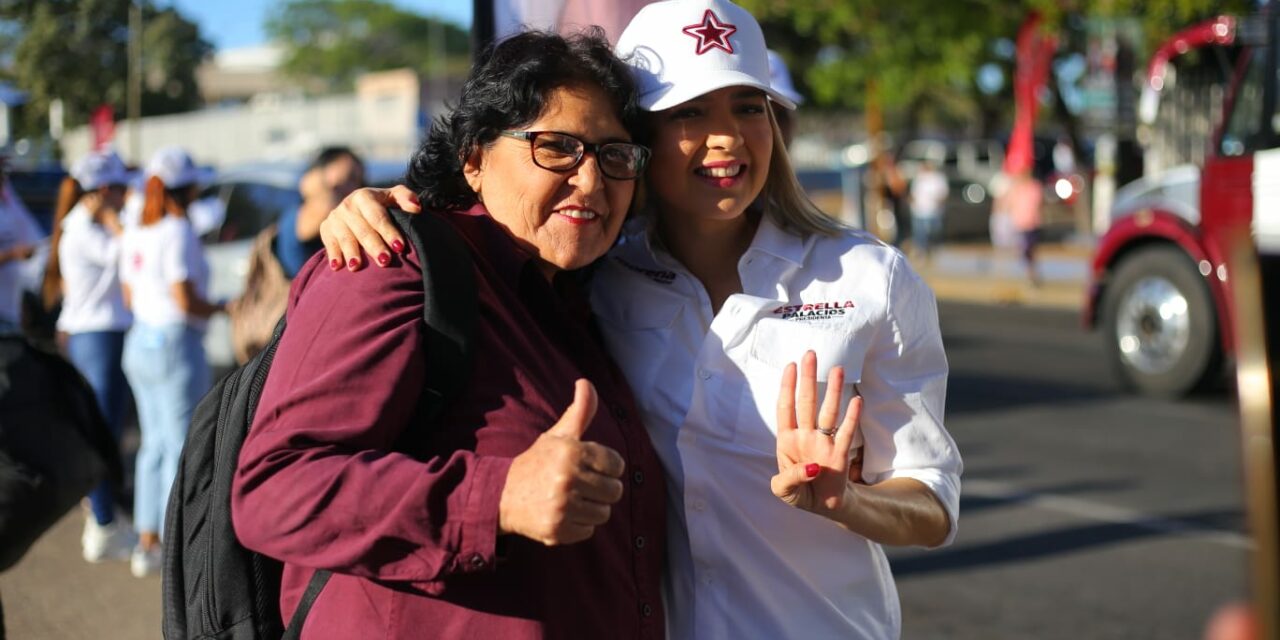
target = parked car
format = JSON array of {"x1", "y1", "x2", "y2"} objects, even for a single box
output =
[
  {"x1": 199, "y1": 160, "x2": 406, "y2": 369},
  {"x1": 896, "y1": 139, "x2": 1004, "y2": 240}
]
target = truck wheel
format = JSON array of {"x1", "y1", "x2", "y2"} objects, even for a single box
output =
[{"x1": 1100, "y1": 245, "x2": 1222, "y2": 396}]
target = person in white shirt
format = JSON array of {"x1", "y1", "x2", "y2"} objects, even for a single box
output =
[
  {"x1": 0, "y1": 160, "x2": 43, "y2": 334},
  {"x1": 317, "y1": 1, "x2": 961, "y2": 637},
  {"x1": 909, "y1": 159, "x2": 950, "y2": 259},
  {"x1": 40, "y1": 150, "x2": 137, "y2": 563},
  {"x1": 119, "y1": 146, "x2": 223, "y2": 578}
]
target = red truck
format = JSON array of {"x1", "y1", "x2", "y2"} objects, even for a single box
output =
[{"x1": 1086, "y1": 12, "x2": 1280, "y2": 396}]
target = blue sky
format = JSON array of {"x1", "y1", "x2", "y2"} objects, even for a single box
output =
[{"x1": 171, "y1": 0, "x2": 473, "y2": 51}]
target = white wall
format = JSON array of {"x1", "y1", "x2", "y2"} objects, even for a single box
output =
[{"x1": 63, "y1": 90, "x2": 421, "y2": 169}]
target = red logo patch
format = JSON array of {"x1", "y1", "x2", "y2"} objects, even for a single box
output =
[
  {"x1": 131, "y1": 252, "x2": 143, "y2": 269},
  {"x1": 682, "y1": 9, "x2": 737, "y2": 56}
]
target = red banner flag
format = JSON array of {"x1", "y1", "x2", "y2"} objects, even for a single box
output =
[
  {"x1": 1005, "y1": 12, "x2": 1058, "y2": 175},
  {"x1": 90, "y1": 105, "x2": 115, "y2": 151}
]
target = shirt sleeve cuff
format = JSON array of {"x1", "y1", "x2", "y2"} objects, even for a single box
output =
[
  {"x1": 449, "y1": 455, "x2": 513, "y2": 574},
  {"x1": 883, "y1": 468, "x2": 961, "y2": 548}
]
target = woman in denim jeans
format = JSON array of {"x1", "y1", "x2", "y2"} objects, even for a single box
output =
[
  {"x1": 119, "y1": 147, "x2": 223, "y2": 578},
  {"x1": 41, "y1": 150, "x2": 137, "y2": 563}
]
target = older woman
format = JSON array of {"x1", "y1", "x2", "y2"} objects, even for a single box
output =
[
  {"x1": 319, "y1": 1, "x2": 961, "y2": 638},
  {"x1": 229, "y1": 30, "x2": 665, "y2": 639}
]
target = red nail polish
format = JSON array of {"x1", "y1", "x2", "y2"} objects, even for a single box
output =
[
  {"x1": 805, "y1": 463, "x2": 819, "y2": 478},
  {"x1": 329, "y1": 258, "x2": 341, "y2": 270},
  {"x1": 347, "y1": 258, "x2": 360, "y2": 270},
  {"x1": 391, "y1": 239, "x2": 405, "y2": 254},
  {"x1": 377, "y1": 252, "x2": 390, "y2": 266}
]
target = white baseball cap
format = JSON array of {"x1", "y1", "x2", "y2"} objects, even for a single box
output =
[
  {"x1": 70, "y1": 150, "x2": 133, "y2": 190},
  {"x1": 616, "y1": 0, "x2": 797, "y2": 112},
  {"x1": 767, "y1": 50, "x2": 804, "y2": 107},
  {"x1": 145, "y1": 146, "x2": 210, "y2": 189}
]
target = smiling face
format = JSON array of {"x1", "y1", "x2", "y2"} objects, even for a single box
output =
[
  {"x1": 463, "y1": 83, "x2": 635, "y2": 277},
  {"x1": 646, "y1": 86, "x2": 774, "y2": 225}
]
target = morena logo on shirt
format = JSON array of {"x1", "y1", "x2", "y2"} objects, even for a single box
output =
[
  {"x1": 614, "y1": 257, "x2": 677, "y2": 285},
  {"x1": 131, "y1": 252, "x2": 144, "y2": 269},
  {"x1": 772, "y1": 300, "x2": 855, "y2": 321}
]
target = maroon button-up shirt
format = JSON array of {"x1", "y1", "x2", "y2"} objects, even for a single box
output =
[{"x1": 231, "y1": 206, "x2": 666, "y2": 639}]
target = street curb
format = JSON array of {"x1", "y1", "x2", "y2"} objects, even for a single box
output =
[
  {"x1": 911, "y1": 242, "x2": 1090, "y2": 312},
  {"x1": 923, "y1": 274, "x2": 1085, "y2": 311}
]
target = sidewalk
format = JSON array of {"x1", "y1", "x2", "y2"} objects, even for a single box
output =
[{"x1": 913, "y1": 241, "x2": 1091, "y2": 312}]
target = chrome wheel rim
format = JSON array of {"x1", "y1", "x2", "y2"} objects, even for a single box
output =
[{"x1": 1115, "y1": 276, "x2": 1192, "y2": 375}]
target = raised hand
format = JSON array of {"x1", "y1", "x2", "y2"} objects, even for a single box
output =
[
  {"x1": 498, "y1": 379, "x2": 627, "y2": 546},
  {"x1": 771, "y1": 350, "x2": 863, "y2": 515}
]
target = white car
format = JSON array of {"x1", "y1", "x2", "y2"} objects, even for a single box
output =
[{"x1": 198, "y1": 161, "x2": 407, "y2": 370}]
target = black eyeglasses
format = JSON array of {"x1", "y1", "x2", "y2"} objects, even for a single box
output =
[{"x1": 499, "y1": 130, "x2": 650, "y2": 180}]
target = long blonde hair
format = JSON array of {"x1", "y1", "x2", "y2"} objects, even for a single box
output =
[{"x1": 756, "y1": 105, "x2": 845, "y2": 237}]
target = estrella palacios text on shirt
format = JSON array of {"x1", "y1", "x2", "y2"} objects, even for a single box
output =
[{"x1": 771, "y1": 300, "x2": 856, "y2": 321}]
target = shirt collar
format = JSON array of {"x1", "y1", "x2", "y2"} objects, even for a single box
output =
[
  {"x1": 618, "y1": 211, "x2": 810, "y2": 270},
  {"x1": 745, "y1": 212, "x2": 809, "y2": 267},
  {"x1": 446, "y1": 203, "x2": 542, "y2": 289},
  {"x1": 446, "y1": 204, "x2": 593, "y2": 316}
]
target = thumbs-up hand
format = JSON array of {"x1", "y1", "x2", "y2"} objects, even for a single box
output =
[{"x1": 498, "y1": 379, "x2": 627, "y2": 546}]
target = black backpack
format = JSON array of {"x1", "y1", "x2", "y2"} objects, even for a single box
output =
[
  {"x1": 0, "y1": 334, "x2": 124, "y2": 571},
  {"x1": 162, "y1": 210, "x2": 477, "y2": 639}
]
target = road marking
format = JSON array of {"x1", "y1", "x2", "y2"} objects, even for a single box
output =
[{"x1": 965, "y1": 479, "x2": 1254, "y2": 550}]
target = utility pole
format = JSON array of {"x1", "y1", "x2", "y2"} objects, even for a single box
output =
[
  {"x1": 429, "y1": 15, "x2": 445, "y2": 129},
  {"x1": 128, "y1": 1, "x2": 142, "y2": 163}
]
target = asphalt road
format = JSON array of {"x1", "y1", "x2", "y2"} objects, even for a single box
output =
[
  {"x1": 0, "y1": 301, "x2": 1247, "y2": 639},
  {"x1": 892, "y1": 302, "x2": 1247, "y2": 640}
]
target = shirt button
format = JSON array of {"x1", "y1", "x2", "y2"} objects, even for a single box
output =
[
  {"x1": 641, "y1": 603, "x2": 653, "y2": 617},
  {"x1": 468, "y1": 554, "x2": 486, "y2": 569},
  {"x1": 698, "y1": 369, "x2": 712, "y2": 381},
  {"x1": 632, "y1": 470, "x2": 645, "y2": 485},
  {"x1": 692, "y1": 498, "x2": 707, "y2": 512},
  {"x1": 634, "y1": 535, "x2": 646, "y2": 550}
]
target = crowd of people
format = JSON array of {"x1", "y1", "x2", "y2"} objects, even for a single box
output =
[{"x1": 3, "y1": 140, "x2": 362, "y2": 581}]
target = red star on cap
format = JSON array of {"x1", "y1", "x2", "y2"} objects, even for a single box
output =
[{"x1": 682, "y1": 9, "x2": 737, "y2": 55}]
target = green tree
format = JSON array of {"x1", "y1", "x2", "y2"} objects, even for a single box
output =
[
  {"x1": 740, "y1": 0, "x2": 1252, "y2": 125},
  {"x1": 266, "y1": 0, "x2": 470, "y2": 92},
  {"x1": 0, "y1": 0, "x2": 212, "y2": 135}
]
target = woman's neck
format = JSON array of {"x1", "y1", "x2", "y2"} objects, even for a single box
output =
[{"x1": 657, "y1": 209, "x2": 759, "y2": 313}]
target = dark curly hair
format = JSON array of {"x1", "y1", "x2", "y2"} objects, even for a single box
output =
[{"x1": 407, "y1": 28, "x2": 646, "y2": 211}]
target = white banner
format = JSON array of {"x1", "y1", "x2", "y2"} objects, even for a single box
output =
[{"x1": 490, "y1": 0, "x2": 658, "y2": 44}]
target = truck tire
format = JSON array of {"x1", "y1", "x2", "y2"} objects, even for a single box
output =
[{"x1": 1100, "y1": 245, "x2": 1222, "y2": 396}]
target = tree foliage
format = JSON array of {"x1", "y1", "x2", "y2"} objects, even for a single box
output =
[
  {"x1": 739, "y1": 0, "x2": 1252, "y2": 128},
  {"x1": 0, "y1": 0, "x2": 212, "y2": 134},
  {"x1": 266, "y1": 0, "x2": 470, "y2": 92}
]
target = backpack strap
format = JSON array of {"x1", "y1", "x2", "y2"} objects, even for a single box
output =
[
  {"x1": 392, "y1": 208, "x2": 478, "y2": 421},
  {"x1": 282, "y1": 570, "x2": 331, "y2": 640},
  {"x1": 281, "y1": 210, "x2": 476, "y2": 637}
]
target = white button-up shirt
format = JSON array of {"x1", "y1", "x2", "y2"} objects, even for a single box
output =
[{"x1": 591, "y1": 214, "x2": 962, "y2": 640}]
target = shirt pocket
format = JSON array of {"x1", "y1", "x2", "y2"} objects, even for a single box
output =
[
  {"x1": 734, "y1": 318, "x2": 871, "y2": 455},
  {"x1": 595, "y1": 297, "x2": 682, "y2": 408}
]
